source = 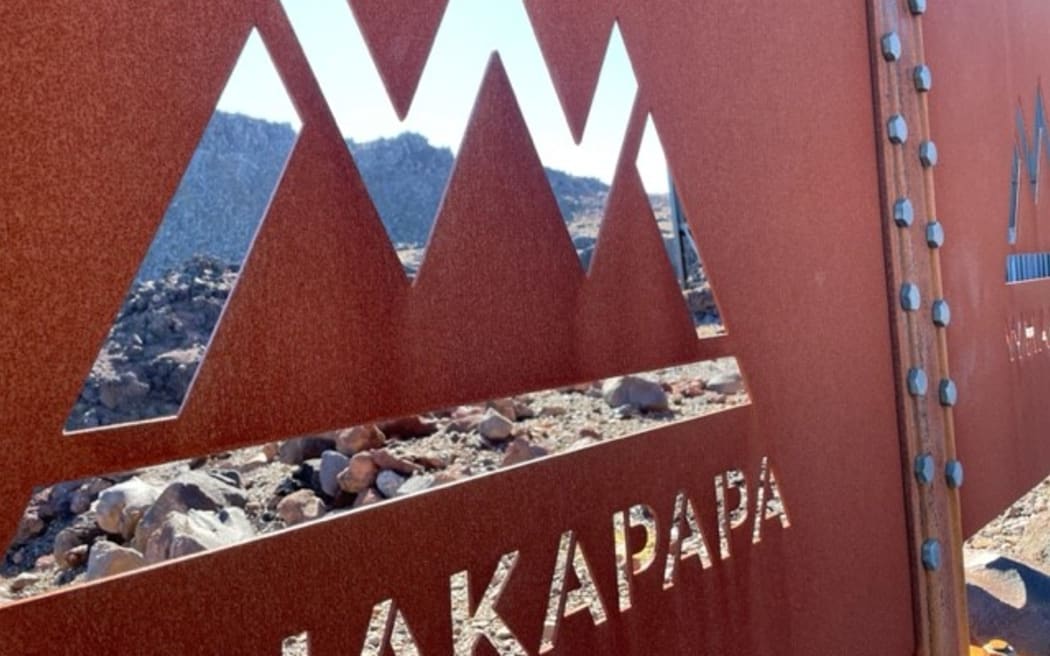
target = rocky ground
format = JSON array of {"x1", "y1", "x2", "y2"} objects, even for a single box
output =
[
  {"x1": 2, "y1": 361, "x2": 745, "y2": 603},
  {"x1": 64, "y1": 256, "x2": 238, "y2": 431},
  {"x1": 964, "y1": 481, "x2": 1050, "y2": 655},
  {"x1": 2, "y1": 256, "x2": 739, "y2": 603},
  {"x1": 16, "y1": 252, "x2": 1047, "y2": 653},
  {"x1": 966, "y1": 478, "x2": 1050, "y2": 569}
]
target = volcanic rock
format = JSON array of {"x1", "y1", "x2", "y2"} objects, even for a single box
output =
[
  {"x1": 132, "y1": 471, "x2": 247, "y2": 551},
  {"x1": 376, "y1": 416, "x2": 437, "y2": 439},
  {"x1": 338, "y1": 454, "x2": 378, "y2": 494},
  {"x1": 143, "y1": 507, "x2": 255, "y2": 563},
  {"x1": 479, "y1": 410, "x2": 514, "y2": 442},
  {"x1": 501, "y1": 436, "x2": 550, "y2": 467},
  {"x1": 276, "y1": 491, "x2": 326, "y2": 527},
  {"x1": 332, "y1": 425, "x2": 386, "y2": 456},
  {"x1": 85, "y1": 541, "x2": 147, "y2": 581},
  {"x1": 94, "y1": 477, "x2": 161, "y2": 539},
  {"x1": 602, "y1": 376, "x2": 669, "y2": 412},
  {"x1": 318, "y1": 451, "x2": 350, "y2": 498},
  {"x1": 278, "y1": 437, "x2": 337, "y2": 465},
  {"x1": 706, "y1": 371, "x2": 745, "y2": 395},
  {"x1": 371, "y1": 450, "x2": 422, "y2": 476},
  {"x1": 53, "y1": 513, "x2": 104, "y2": 569},
  {"x1": 376, "y1": 471, "x2": 406, "y2": 498}
]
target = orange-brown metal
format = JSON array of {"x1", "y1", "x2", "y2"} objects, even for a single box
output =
[
  {"x1": 926, "y1": 1, "x2": 1050, "y2": 540},
  {"x1": 867, "y1": 1, "x2": 969, "y2": 654},
  {"x1": 0, "y1": 0, "x2": 958, "y2": 653}
]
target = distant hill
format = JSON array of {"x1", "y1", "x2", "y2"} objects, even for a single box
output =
[{"x1": 136, "y1": 112, "x2": 611, "y2": 279}]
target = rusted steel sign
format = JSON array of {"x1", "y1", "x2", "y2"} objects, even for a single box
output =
[
  {"x1": 0, "y1": 0, "x2": 1045, "y2": 653},
  {"x1": 925, "y1": 1, "x2": 1050, "y2": 540}
]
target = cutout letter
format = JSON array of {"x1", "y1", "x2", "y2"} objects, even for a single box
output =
[
  {"x1": 752, "y1": 457, "x2": 792, "y2": 545},
  {"x1": 360, "y1": 599, "x2": 422, "y2": 656},
  {"x1": 662, "y1": 492, "x2": 713, "y2": 590},
  {"x1": 540, "y1": 531, "x2": 609, "y2": 654},
  {"x1": 450, "y1": 551, "x2": 527, "y2": 656},
  {"x1": 715, "y1": 469, "x2": 748, "y2": 560},
  {"x1": 613, "y1": 505, "x2": 658, "y2": 612}
]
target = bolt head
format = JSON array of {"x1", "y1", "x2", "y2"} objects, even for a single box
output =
[
  {"x1": 921, "y1": 539, "x2": 941, "y2": 571},
  {"x1": 914, "y1": 64, "x2": 933, "y2": 92},
  {"x1": 894, "y1": 198, "x2": 915, "y2": 227},
  {"x1": 888, "y1": 114, "x2": 909, "y2": 144},
  {"x1": 909, "y1": 0, "x2": 927, "y2": 15},
  {"x1": 920, "y1": 141, "x2": 939, "y2": 168},
  {"x1": 915, "y1": 454, "x2": 935, "y2": 485},
  {"x1": 881, "y1": 32, "x2": 902, "y2": 62},
  {"x1": 932, "y1": 299, "x2": 951, "y2": 327},
  {"x1": 939, "y1": 379, "x2": 958, "y2": 407},
  {"x1": 945, "y1": 459, "x2": 964, "y2": 489},
  {"x1": 907, "y1": 368, "x2": 928, "y2": 397},
  {"x1": 901, "y1": 283, "x2": 921, "y2": 311},
  {"x1": 926, "y1": 221, "x2": 945, "y2": 248}
]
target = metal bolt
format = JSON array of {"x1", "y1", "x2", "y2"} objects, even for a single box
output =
[
  {"x1": 914, "y1": 64, "x2": 933, "y2": 92},
  {"x1": 945, "y1": 460, "x2": 964, "y2": 489},
  {"x1": 907, "y1": 368, "x2": 928, "y2": 396},
  {"x1": 922, "y1": 539, "x2": 941, "y2": 571},
  {"x1": 901, "y1": 283, "x2": 921, "y2": 311},
  {"x1": 909, "y1": 0, "x2": 927, "y2": 15},
  {"x1": 888, "y1": 114, "x2": 909, "y2": 144},
  {"x1": 932, "y1": 299, "x2": 951, "y2": 327},
  {"x1": 926, "y1": 221, "x2": 944, "y2": 248},
  {"x1": 914, "y1": 453, "x2": 935, "y2": 485},
  {"x1": 881, "y1": 32, "x2": 902, "y2": 62},
  {"x1": 920, "y1": 141, "x2": 938, "y2": 168},
  {"x1": 939, "y1": 378, "x2": 958, "y2": 406},
  {"x1": 894, "y1": 198, "x2": 915, "y2": 227}
]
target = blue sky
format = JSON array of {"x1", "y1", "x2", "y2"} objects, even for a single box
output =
[{"x1": 217, "y1": 0, "x2": 670, "y2": 192}]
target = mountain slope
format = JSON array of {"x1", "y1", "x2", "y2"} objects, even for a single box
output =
[{"x1": 136, "y1": 112, "x2": 611, "y2": 279}]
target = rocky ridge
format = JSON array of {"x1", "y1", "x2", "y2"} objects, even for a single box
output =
[{"x1": 141, "y1": 112, "x2": 623, "y2": 280}]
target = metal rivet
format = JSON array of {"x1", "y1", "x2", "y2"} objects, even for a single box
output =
[
  {"x1": 909, "y1": 0, "x2": 927, "y2": 15},
  {"x1": 939, "y1": 378, "x2": 958, "y2": 407},
  {"x1": 914, "y1": 64, "x2": 933, "y2": 92},
  {"x1": 922, "y1": 539, "x2": 941, "y2": 571},
  {"x1": 915, "y1": 453, "x2": 935, "y2": 485},
  {"x1": 888, "y1": 114, "x2": 909, "y2": 144},
  {"x1": 920, "y1": 141, "x2": 938, "y2": 168},
  {"x1": 894, "y1": 198, "x2": 915, "y2": 227},
  {"x1": 901, "y1": 283, "x2": 921, "y2": 311},
  {"x1": 932, "y1": 299, "x2": 951, "y2": 327},
  {"x1": 908, "y1": 368, "x2": 928, "y2": 397},
  {"x1": 881, "y1": 32, "x2": 902, "y2": 62},
  {"x1": 926, "y1": 221, "x2": 944, "y2": 248},
  {"x1": 945, "y1": 460, "x2": 964, "y2": 489}
]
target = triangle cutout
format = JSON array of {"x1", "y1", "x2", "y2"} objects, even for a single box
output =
[
  {"x1": 65, "y1": 29, "x2": 300, "y2": 432},
  {"x1": 638, "y1": 114, "x2": 726, "y2": 335}
]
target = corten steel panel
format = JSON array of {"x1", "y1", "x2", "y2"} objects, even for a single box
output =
[
  {"x1": 867, "y1": 2, "x2": 969, "y2": 653},
  {"x1": 926, "y1": 2, "x2": 1050, "y2": 536},
  {"x1": 0, "y1": 1, "x2": 915, "y2": 654}
]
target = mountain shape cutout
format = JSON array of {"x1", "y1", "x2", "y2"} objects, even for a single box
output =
[{"x1": 140, "y1": 113, "x2": 614, "y2": 280}]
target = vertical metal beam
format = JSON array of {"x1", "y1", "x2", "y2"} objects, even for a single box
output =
[{"x1": 866, "y1": 1, "x2": 970, "y2": 654}]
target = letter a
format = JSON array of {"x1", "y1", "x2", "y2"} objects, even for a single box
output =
[
  {"x1": 663, "y1": 492, "x2": 713, "y2": 590},
  {"x1": 540, "y1": 530, "x2": 608, "y2": 653},
  {"x1": 360, "y1": 599, "x2": 422, "y2": 656}
]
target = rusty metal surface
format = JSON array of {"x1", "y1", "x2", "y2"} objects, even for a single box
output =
[
  {"x1": 925, "y1": 2, "x2": 1050, "y2": 537},
  {"x1": 0, "y1": 1, "x2": 918, "y2": 653},
  {"x1": 867, "y1": 1, "x2": 969, "y2": 653}
]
